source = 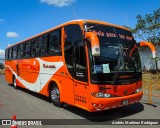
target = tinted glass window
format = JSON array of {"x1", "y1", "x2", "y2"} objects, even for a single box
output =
[
  {"x1": 17, "y1": 43, "x2": 23, "y2": 59},
  {"x1": 74, "y1": 42, "x2": 88, "y2": 82},
  {"x1": 8, "y1": 48, "x2": 11, "y2": 60},
  {"x1": 64, "y1": 24, "x2": 84, "y2": 80},
  {"x1": 12, "y1": 46, "x2": 17, "y2": 59},
  {"x1": 85, "y1": 23, "x2": 141, "y2": 84},
  {"x1": 48, "y1": 30, "x2": 61, "y2": 55},
  {"x1": 24, "y1": 41, "x2": 31, "y2": 57},
  {"x1": 32, "y1": 38, "x2": 40, "y2": 56},
  {"x1": 40, "y1": 35, "x2": 48, "y2": 55},
  {"x1": 10, "y1": 47, "x2": 13, "y2": 59},
  {"x1": 5, "y1": 49, "x2": 8, "y2": 60}
]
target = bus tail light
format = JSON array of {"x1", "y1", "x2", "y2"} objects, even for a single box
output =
[
  {"x1": 91, "y1": 92, "x2": 112, "y2": 98},
  {"x1": 134, "y1": 87, "x2": 142, "y2": 93}
]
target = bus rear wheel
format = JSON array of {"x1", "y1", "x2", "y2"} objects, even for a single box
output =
[
  {"x1": 50, "y1": 84, "x2": 62, "y2": 107},
  {"x1": 13, "y1": 76, "x2": 17, "y2": 89}
]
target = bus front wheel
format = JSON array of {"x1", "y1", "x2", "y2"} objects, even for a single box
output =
[{"x1": 50, "y1": 84, "x2": 62, "y2": 107}]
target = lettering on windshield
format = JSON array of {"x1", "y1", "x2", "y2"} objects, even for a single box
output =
[
  {"x1": 92, "y1": 30, "x2": 133, "y2": 41},
  {"x1": 126, "y1": 35, "x2": 133, "y2": 41},
  {"x1": 93, "y1": 30, "x2": 105, "y2": 36}
]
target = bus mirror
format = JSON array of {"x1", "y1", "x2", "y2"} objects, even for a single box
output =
[
  {"x1": 85, "y1": 32, "x2": 100, "y2": 56},
  {"x1": 139, "y1": 41, "x2": 156, "y2": 58}
]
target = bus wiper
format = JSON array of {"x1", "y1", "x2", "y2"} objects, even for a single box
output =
[
  {"x1": 84, "y1": 24, "x2": 101, "y2": 32},
  {"x1": 95, "y1": 56, "x2": 116, "y2": 62}
]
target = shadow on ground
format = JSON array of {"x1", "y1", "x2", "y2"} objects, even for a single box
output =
[
  {"x1": 8, "y1": 84, "x2": 144, "y2": 124},
  {"x1": 64, "y1": 103, "x2": 144, "y2": 123}
]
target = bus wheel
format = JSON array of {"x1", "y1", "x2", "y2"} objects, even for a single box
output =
[
  {"x1": 13, "y1": 76, "x2": 17, "y2": 89},
  {"x1": 50, "y1": 85, "x2": 62, "y2": 107}
]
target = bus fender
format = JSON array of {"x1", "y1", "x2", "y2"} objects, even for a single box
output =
[{"x1": 48, "y1": 79, "x2": 62, "y2": 97}]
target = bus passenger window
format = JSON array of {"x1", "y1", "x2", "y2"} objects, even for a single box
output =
[
  {"x1": 24, "y1": 41, "x2": 31, "y2": 57},
  {"x1": 5, "y1": 49, "x2": 8, "y2": 60},
  {"x1": 32, "y1": 39, "x2": 40, "y2": 57},
  {"x1": 8, "y1": 48, "x2": 11, "y2": 60},
  {"x1": 12, "y1": 46, "x2": 17, "y2": 59},
  {"x1": 48, "y1": 30, "x2": 61, "y2": 55},
  {"x1": 10, "y1": 47, "x2": 14, "y2": 59},
  {"x1": 40, "y1": 36, "x2": 47, "y2": 55},
  {"x1": 17, "y1": 44, "x2": 23, "y2": 59},
  {"x1": 64, "y1": 24, "x2": 83, "y2": 77}
]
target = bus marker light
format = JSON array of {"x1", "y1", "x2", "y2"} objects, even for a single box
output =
[
  {"x1": 98, "y1": 104, "x2": 104, "y2": 107},
  {"x1": 92, "y1": 103, "x2": 97, "y2": 107},
  {"x1": 135, "y1": 87, "x2": 142, "y2": 93}
]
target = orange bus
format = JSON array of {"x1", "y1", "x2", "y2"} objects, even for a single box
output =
[{"x1": 5, "y1": 20, "x2": 143, "y2": 112}]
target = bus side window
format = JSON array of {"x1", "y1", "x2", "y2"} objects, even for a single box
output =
[
  {"x1": 40, "y1": 35, "x2": 47, "y2": 55},
  {"x1": 24, "y1": 41, "x2": 31, "y2": 58},
  {"x1": 12, "y1": 45, "x2": 17, "y2": 59},
  {"x1": 11, "y1": 47, "x2": 14, "y2": 59},
  {"x1": 17, "y1": 43, "x2": 23, "y2": 59},
  {"x1": 32, "y1": 38, "x2": 40, "y2": 57},
  {"x1": 5, "y1": 49, "x2": 8, "y2": 60},
  {"x1": 64, "y1": 24, "x2": 83, "y2": 78},
  {"x1": 48, "y1": 30, "x2": 61, "y2": 55},
  {"x1": 8, "y1": 48, "x2": 11, "y2": 60}
]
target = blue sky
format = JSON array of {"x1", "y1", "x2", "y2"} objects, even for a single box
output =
[{"x1": 0, "y1": 0, "x2": 159, "y2": 58}]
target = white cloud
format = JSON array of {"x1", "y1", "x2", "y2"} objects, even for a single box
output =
[
  {"x1": 0, "y1": 49, "x2": 5, "y2": 59},
  {"x1": 40, "y1": 0, "x2": 76, "y2": 7},
  {"x1": 6, "y1": 32, "x2": 19, "y2": 38}
]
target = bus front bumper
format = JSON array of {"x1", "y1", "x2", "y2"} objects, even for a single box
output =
[{"x1": 88, "y1": 92, "x2": 143, "y2": 112}]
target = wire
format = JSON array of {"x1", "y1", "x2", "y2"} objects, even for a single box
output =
[
  {"x1": 70, "y1": 3, "x2": 79, "y2": 20},
  {"x1": 123, "y1": 15, "x2": 130, "y2": 27}
]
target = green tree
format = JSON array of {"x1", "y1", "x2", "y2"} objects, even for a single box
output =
[
  {"x1": 124, "y1": 8, "x2": 160, "y2": 72},
  {"x1": 0, "y1": 63, "x2": 4, "y2": 69},
  {"x1": 133, "y1": 8, "x2": 160, "y2": 46}
]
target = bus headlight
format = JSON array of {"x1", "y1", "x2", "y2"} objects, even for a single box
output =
[
  {"x1": 91, "y1": 92, "x2": 112, "y2": 98},
  {"x1": 104, "y1": 93, "x2": 112, "y2": 98},
  {"x1": 135, "y1": 87, "x2": 142, "y2": 93}
]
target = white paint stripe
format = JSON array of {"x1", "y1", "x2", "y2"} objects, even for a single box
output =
[{"x1": 5, "y1": 58, "x2": 64, "y2": 92}]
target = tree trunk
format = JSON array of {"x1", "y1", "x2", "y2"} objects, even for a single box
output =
[{"x1": 155, "y1": 61, "x2": 158, "y2": 73}]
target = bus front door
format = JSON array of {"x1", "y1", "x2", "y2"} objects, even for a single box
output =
[{"x1": 73, "y1": 41, "x2": 89, "y2": 110}]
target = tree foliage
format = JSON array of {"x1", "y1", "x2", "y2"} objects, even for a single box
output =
[
  {"x1": 123, "y1": 8, "x2": 160, "y2": 72},
  {"x1": 132, "y1": 8, "x2": 160, "y2": 46},
  {"x1": 0, "y1": 63, "x2": 4, "y2": 69}
]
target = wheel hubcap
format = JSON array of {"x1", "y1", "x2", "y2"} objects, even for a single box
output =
[
  {"x1": 51, "y1": 87, "x2": 60, "y2": 103},
  {"x1": 14, "y1": 78, "x2": 16, "y2": 87}
]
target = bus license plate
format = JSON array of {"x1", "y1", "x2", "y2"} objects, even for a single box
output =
[{"x1": 122, "y1": 100, "x2": 128, "y2": 105}]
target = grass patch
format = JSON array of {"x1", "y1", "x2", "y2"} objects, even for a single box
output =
[
  {"x1": 143, "y1": 72, "x2": 160, "y2": 91},
  {"x1": 0, "y1": 69, "x2": 4, "y2": 75}
]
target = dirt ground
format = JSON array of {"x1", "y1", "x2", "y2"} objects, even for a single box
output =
[{"x1": 142, "y1": 72, "x2": 160, "y2": 90}]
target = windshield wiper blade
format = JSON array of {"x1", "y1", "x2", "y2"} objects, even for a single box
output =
[
  {"x1": 84, "y1": 24, "x2": 101, "y2": 31},
  {"x1": 95, "y1": 56, "x2": 116, "y2": 62}
]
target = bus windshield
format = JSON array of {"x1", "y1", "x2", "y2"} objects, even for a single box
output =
[{"x1": 85, "y1": 23, "x2": 141, "y2": 84}]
